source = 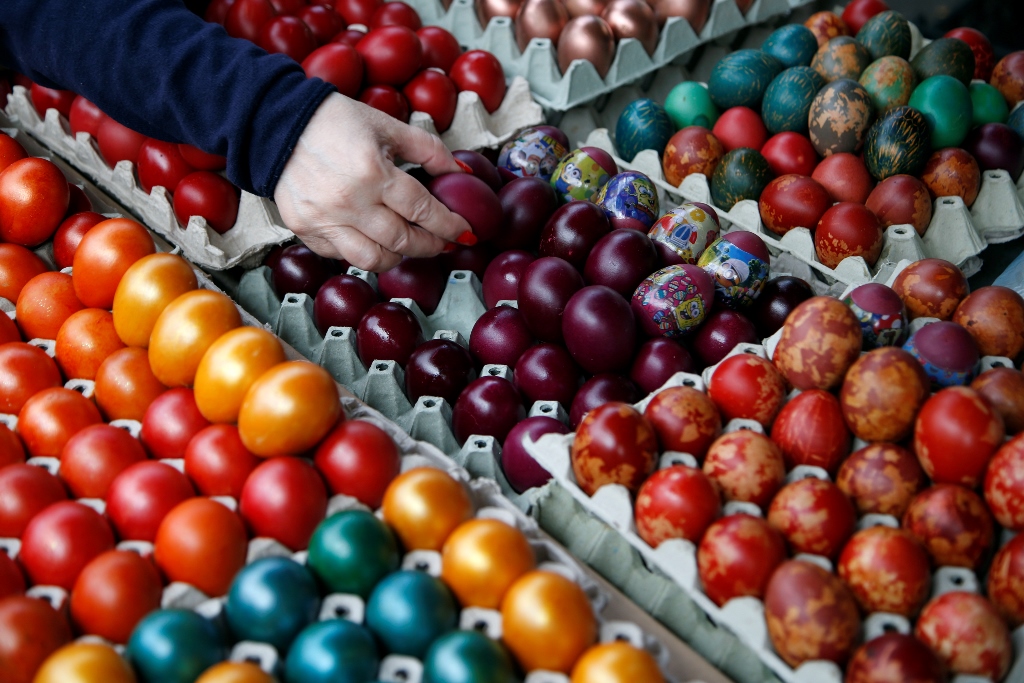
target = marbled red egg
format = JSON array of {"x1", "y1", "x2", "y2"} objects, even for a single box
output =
[
  {"x1": 987, "y1": 532, "x2": 1024, "y2": 627},
  {"x1": 768, "y1": 477, "x2": 857, "y2": 559},
  {"x1": 865, "y1": 174, "x2": 933, "y2": 236},
  {"x1": 814, "y1": 202, "x2": 884, "y2": 269},
  {"x1": 571, "y1": 402, "x2": 658, "y2": 496},
  {"x1": 915, "y1": 591, "x2": 1012, "y2": 681},
  {"x1": 836, "y1": 443, "x2": 925, "y2": 517},
  {"x1": 921, "y1": 147, "x2": 981, "y2": 207},
  {"x1": 845, "y1": 633, "x2": 945, "y2": 683},
  {"x1": 707, "y1": 353, "x2": 786, "y2": 426},
  {"x1": 972, "y1": 367, "x2": 1024, "y2": 434},
  {"x1": 771, "y1": 389, "x2": 851, "y2": 474},
  {"x1": 891, "y1": 258, "x2": 969, "y2": 320},
  {"x1": 914, "y1": 386, "x2": 1004, "y2": 488},
  {"x1": 984, "y1": 432, "x2": 1024, "y2": 531},
  {"x1": 764, "y1": 559, "x2": 861, "y2": 667},
  {"x1": 702, "y1": 430, "x2": 786, "y2": 510},
  {"x1": 952, "y1": 285, "x2": 1024, "y2": 359},
  {"x1": 661, "y1": 126, "x2": 725, "y2": 188},
  {"x1": 634, "y1": 464, "x2": 721, "y2": 546},
  {"x1": 804, "y1": 11, "x2": 850, "y2": 48},
  {"x1": 991, "y1": 51, "x2": 1024, "y2": 108},
  {"x1": 837, "y1": 525, "x2": 931, "y2": 617},
  {"x1": 812, "y1": 151, "x2": 875, "y2": 203},
  {"x1": 902, "y1": 484, "x2": 994, "y2": 570},
  {"x1": 839, "y1": 347, "x2": 929, "y2": 442},
  {"x1": 772, "y1": 296, "x2": 863, "y2": 391},
  {"x1": 758, "y1": 174, "x2": 833, "y2": 237},
  {"x1": 643, "y1": 386, "x2": 721, "y2": 460},
  {"x1": 697, "y1": 514, "x2": 786, "y2": 607}
]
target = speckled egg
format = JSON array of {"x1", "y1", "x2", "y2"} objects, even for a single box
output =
[
  {"x1": 709, "y1": 148, "x2": 772, "y2": 210},
  {"x1": 891, "y1": 258, "x2": 969, "y2": 320},
  {"x1": 952, "y1": 285, "x2": 1024, "y2": 358},
  {"x1": 915, "y1": 591, "x2": 1012, "y2": 681},
  {"x1": 551, "y1": 147, "x2": 617, "y2": 203},
  {"x1": 497, "y1": 127, "x2": 569, "y2": 182},
  {"x1": 864, "y1": 105, "x2": 931, "y2": 180},
  {"x1": 840, "y1": 347, "x2": 929, "y2": 442},
  {"x1": 971, "y1": 367, "x2": 1024, "y2": 434},
  {"x1": 845, "y1": 633, "x2": 945, "y2": 683},
  {"x1": 571, "y1": 402, "x2": 658, "y2": 496},
  {"x1": 987, "y1": 533, "x2": 1024, "y2": 627},
  {"x1": 661, "y1": 126, "x2": 724, "y2": 188},
  {"x1": 647, "y1": 202, "x2": 720, "y2": 265},
  {"x1": 615, "y1": 98, "x2": 675, "y2": 162},
  {"x1": 764, "y1": 560, "x2": 861, "y2": 668},
  {"x1": 843, "y1": 282, "x2": 909, "y2": 348},
  {"x1": 921, "y1": 147, "x2": 981, "y2": 207},
  {"x1": 768, "y1": 478, "x2": 858, "y2": 560},
  {"x1": 773, "y1": 296, "x2": 863, "y2": 391},
  {"x1": 811, "y1": 36, "x2": 873, "y2": 82},
  {"x1": 838, "y1": 525, "x2": 931, "y2": 617},
  {"x1": 836, "y1": 443, "x2": 926, "y2": 518},
  {"x1": 856, "y1": 10, "x2": 911, "y2": 61},
  {"x1": 771, "y1": 389, "x2": 851, "y2": 473},
  {"x1": 643, "y1": 385, "x2": 721, "y2": 458},
  {"x1": 902, "y1": 321, "x2": 979, "y2": 388},
  {"x1": 761, "y1": 66, "x2": 825, "y2": 134},
  {"x1": 865, "y1": 174, "x2": 933, "y2": 236},
  {"x1": 697, "y1": 515, "x2": 787, "y2": 607},
  {"x1": 707, "y1": 49, "x2": 784, "y2": 110},
  {"x1": 804, "y1": 11, "x2": 851, "y2": 48},
  {"x1": 984, "y1": 433, "x2": 1024, "y2": 530},
  {"x1": 858, "y1": 56, "x2": 916, "y2": 114},
  {"x1": 808, "y1": 78, "x2": 876, "y2": 157},
  {"x1": 631, "y1": 264, "x2": 715, "y2": 338},
  {"x1": 697, "y1": 232, "x2": 770, "y2": 310},
  {"x1": 761, "y1": 24, "x2": 819, "y2": 68},
  {"x1": 911, "y1": 36, "x2": 976, "y2": 86},
  {"x1": 595, "y1": 171, "x2": 660, "y2": 230},
  {"x1": 991, "y1": 51, "x2": 1024, "y2": 108},
  {"x1": 702, "y1": 431, "x2": 785, "y2": 510},
  {"x1": 902, "y1": 484, "x2": 994, "y2": 569}
]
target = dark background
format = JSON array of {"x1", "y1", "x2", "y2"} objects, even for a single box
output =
[{"x1": 887, "y1": 0, "x2": 1023, "y2": 57}]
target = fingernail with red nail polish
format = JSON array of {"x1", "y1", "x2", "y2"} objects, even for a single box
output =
[
  {"x1": 455, "y1": 160, "x2": 473, "y2": 174},
  {"x1": 456, "y1": 231, "x2": 477, "y2": 246},
  {"x1": 443, "y1": 243, "x2": 458, "y2": 253}
]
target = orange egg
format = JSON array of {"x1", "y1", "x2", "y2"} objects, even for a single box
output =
[
  {"x1": 148, "y1": 289, "x2": 242, "y2": 387},
  {"x1": 381, "y1": 467, "x2": 473, "y2": 551},
  {"x1": 570, "y1": 642, "x2": 665, "y2": 683},
  {"x1": 112, "y1": 253, "x2": 197, "y2": 347},
  {"x1": 33, "y1": 642, "x2": 137, "y2": 683},
  {"x1": 194, "y1": 662, "x2": 275, "y2": 683},
  {"x1": 194, "y1": 327, "x2": 286, "y2": 423},
  {"x1": 441, "y1": 518, "x2": 535, "y2": 609}
]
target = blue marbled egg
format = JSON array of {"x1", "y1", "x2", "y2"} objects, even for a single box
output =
[
  {"x1": 551, "y1": 148, "x2": 613, "y2": 203},
  {"x1": 762, "y1": 24, "x2": 819, "y2": 68},
  {"x1": 615, "y1": 99, "x2": 674, "y2": 162},
  {"x1": 762, "y1": 66, "x2": 825, "y2": 135},
  {"x1": 707, "y1": 49, "x2": 784, "y2": 110},
  {"x1": 595, "y1": 171, "x2": 660, "y2": 230},
  {"x1": 497, "y1": 127, "x2": 568, "y2": 182}
]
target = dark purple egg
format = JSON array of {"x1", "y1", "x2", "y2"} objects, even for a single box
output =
[
  {"x1": 263, "y1": 243, "x2": 287, "y2": 270},
  {"x1": 404, "y1": 338, "x2": 476, "y2": 406},
  {"x1": 452, "y1": 376, "x2": 526, "y2": 444},
  {"x1": 569, "y1": 373, "x2": 640, "y2": 428},
  {"x1": 377, "y1": 257, "x2": 447, "y2": 314},
  {"x1": 534, "y1": 125, "x2": 571, "y2": 150},
  {"x1": 497, "y1": 167, "x2": 518, "y2": 185},
  {"x1": 849, "y1": 282, "x2": 904, "y2": 314},
  {"x1": 963, "y1": 123, "x2": 1024, "y2": 180},
  {"x1": 482, "y1": 250, "x2": 536, "y2": 308},
  {"x1": 313, "y1": 274, "x2": 379, "y2": 335},
  {"x1": 518, "y1": 256, "x2": 586, "y2": 343},
  {"x1": 538, "y1": 201, "x2": 612, "y2": 270},
  {"x1": 903, "y1": 320, "x2": 980, "y2": 388},
  {"x1": 749, "y1": 275, "x2": 815, "y2": 338},
  {"x1": 453, "y1": 149, "x2": 502, "y2": 192},
  {"x1": 468, "y1": 305, "x2": 535, "y2": 368},
  {"x1": 439, "y1": 243, "x2": 493, "y2": 281},
  {"x1": 501, "y1": 416, "x2": 570, "y2": 493},
  {"x1": 846, "y1": 282, "x2": 908, "y2": 348},
  {"x1": 722, "y1": 230, "x2": 771, "y2": 262},
  {"x1": 494, "y1": 177, "x2": 560, "y2": 251},
  {"x1": 692, "y1": 309, "x2": 758, "y2": 366},
  {"x1": 355, "y1": 301, "x2": 424, "y2": 366},
  {"x1": 271, "y1": 244, "x2": 339, "y2": 298},
  {"x1": 583, "y1": 229, "x2": 660, "y2": 298},
  {"x1": 513, "y1": 343, "x2": 582, "y2": 406},
  {"x1": 654, "y1": 240, "x2": 687, "y2": 267},
  {"x1": 562, "y1": 285, "x2": 637, "y2": 374},
  {"x1": 581, "y1": 145, "x2": 619, "y2": 176},
  {"x1": 630, "y1": 338, "x2": 698, "y2": 394},
  {"x1": 428, "y1": 173, "x2": 503, "y2": 242}
]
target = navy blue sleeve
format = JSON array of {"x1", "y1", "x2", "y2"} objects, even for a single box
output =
[{"x1": 0, "y1": 0, "x2": 336, "y2": 197}]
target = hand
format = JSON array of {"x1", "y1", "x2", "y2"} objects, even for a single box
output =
[{"x1": 273, "y1": 92, "x2": 474, "y2": 271}]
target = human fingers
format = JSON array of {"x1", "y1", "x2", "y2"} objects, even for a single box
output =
[
  {"x1": 382, "y1": 168, "x2": 471, "y2": 243},
  {"x1": 299, "y1": 225, "x2": 403, "y2": 272},
  {"x1": 357, "y1": 204, "x2": 450, "y2": 259},
  {"x1": 388, "y1": 121, "x2": 462, "y2": 177}
]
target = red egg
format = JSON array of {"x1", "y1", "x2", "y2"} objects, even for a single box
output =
[
  {"x1": 914, "y1": 386, "x2": 1004, "y2": 488},
  {"x1": 837, "y1": 525, "x2": 931, "y2": 617},
  {"x1": 972, "y1": 367, "x2": 1024, "y2": 434},
  {"x1": 702, "y1": 430, "x2": 785, "y2": 510},
  {"x1": 768, "y1": 477, "x2": 856, "y2": 559},
  {"x1": 760, "y1": 132, "x2": 819, "y2": 177},
  {"x1": 987, "y1": 533, "x2": 1024, "y2": 627},
  {"x1": 991, "y1": 51, "x2": 1024, "y2": 108},
  {"x1": 836, "y1": 443, "x2": 925, "y2": 517},
  {"x1": 944, "y1": 27, "x2": 995, "y2": 81},
  {"x1": 804, "y1": 11, "x2": 851, "y2": 48},
  {"x1": 814, "y1": 202, "x2": 884, "y2": 269},
  {"x1": 891, "y1": 258, "x2": 969, "y2": 320},
  {"x1": 845, "y1": 633, "x2": 945, "y2": 683},
  {"x1": 773, "y1": 296, "x2": 863, "y2": 391},
  {"x1": 840, "y1": 0, "x2": 888, "y2": 34},
  {"x1": 697, "y1": 514, "x2": 786, "y2": 606},
  {"x1": 984, "y1": 432, "x2": 1024, "y2": 530},
  {"x1": 642, "y1": 386, "x2": 721, "y2": 460},
  {"x1": 811, "y1": 152, "x2": 874, "y2": 203},
  {"x1": 634, "y1": 464, "x2": 721, "y2": 547},
  {"x1": 758, "y1": 175, "x2": 832, "y2": 237},
  {"x1": 708, "y1": 353, "x2": 786, "y2": 427},
  {"x1": 661, "y1": 126, "x2": 725, "y2": 188},
  {"x1": 711, "y1": 107, "x2": 768, "y2": 152},
  {"x1": 571, "y1": 402, "x2": 658, "y2": 496},
  {"x1": 428, "y1": 173, "x2": 503, "y2": 242},
  {"x1": 840, "y1": 347, "x2": 930, "y2": 443},
  {"x1": 953, "y1": 285, "x2": 1024, "y2": 358},
  {"x1": 902, "y1": 484, "x2": 993, "y2": 570},
  {"x1": 915, "y1": 591, "x2": 1012, "y2": 681},
  {"x1": 771, "y1": 390, "x2": 851, "y2": 474},
  {"x1": 865, "y1": 174, "x2": 933, "y2": 237},
  {"x1": 764, "y1": 559, "x2": 861, "y2": 667},
  {"x1": 921, "y1": 147, "x2": 981, "y2": 207}
]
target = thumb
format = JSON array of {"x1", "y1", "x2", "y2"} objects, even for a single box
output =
[{"x1": 389, "y1": 121, "x2": 463, "y2": 177}]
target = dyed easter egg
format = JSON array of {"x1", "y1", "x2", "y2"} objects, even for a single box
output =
[
  {"x1": 838, "y1": 525, "x2": 931, "y2": 617},
  {"x1": 758, "y1": 174, "x2": 832, "y2": 236},
  {"x1": 903, "y1": 485, "x2": 994, "y2": 570},
  {"x1": 663, "y1": 81, "x2": 719, "y2": 129},
  {"x1": 707, "y1": 49, "x2": 783, "y2": 110},
  {"x1": 911, "y1": 36, "x2": 975, "y2": 86},
  {"x1": 945, "y1": 26, "x2": 995, "y2": 81},
  {"x1": 697, "y1": 233, "x2": 770, "y2": 310},
  {"x1": 773, "y1": 296, "x2": 863, "y2": 391},
  {"x1": 902, "y1": 321, "x2": 979, "y2": 388},
  {"x1": 804, "y1": 11, "x2": 850, "y2": 48},
  {"x1": 891, "y1": 258, "x2": 969, "y2": 320},
  {"x1": 909, "y1": 75, "x2": 972, "y2": 149},
  {"x1": 952, "y1": 285, "x2": 1024, "y2": 358},
  {"x1": 858, "y1": 56, "x2": 915, "y2": 113},
  {"x1": 864, "y1": 105, "x2": 931, "y2": 180},
  {"x1": 615, "y1": 99, "x2": 674, "y2": 162},
  {"x1": 812, "y1": 151, "x2": 875, "y2": 203},
  {"x1": 808, "y1": 78, "x2": 875, "y2": 157},
  {"x1": 963, "y1": 122, "x2": 1024, "y2": 180},
  {"x1": 815, "y1": 202, "x2": 884, "y2": 269},
  {"x1": 762, "y1": 24, "x2": 818, "y2": 69},
  {"x1": 595, "y1": 171, "x2": 660, "y2": 230},
  {"x1": 970, "y1": 82, "x2": 1010, "y2": 127},
  {"x1": 497, "y1": 127, "x2": 569, "y2": 182},
  {"x1": 762, "y1": 66, "x2": 825, "y2": 135},
  {"x1": 710, "y1": 148, "x2": 772, "y2": 210},
  {"x1": 991, "y1": 51, "x2": 1024, "y2": 108},
  {"x1": 647, "y1": 202, "x2": 720, "y2": 264},
  {"x1": 1010, "y1": 105, "x2": 1024, "y2": 142},
  {"x1": 837, "y1": 443, "x2": 925, "y2": 518},
  {"x1": 921, "y1": 148, "x2": 980, "y2": 207},
  {"x1": 631, "y1": 264, "x2": 715, "y2": 338},
  {"x1": 840, "y1": 347, "x2": 929, "y2": 444},
  {"x1": 856, "y1": 11, "x2": 910, "y2": 61},
  {"x1": 843, "y1": 282, "x2": 908, "y2": 349},
  {"x1": 811, "y1": 36, "x2": 872, "y2": 82},
  {"x1": 866, "y1": 174, "x2": 933, "y2": 236},
  {"x1": 661, "y1": 126, "x2": 724, "y2": 187},
  {"x1": 551, "y1": 147, "x2": 617, "y2": 203}
]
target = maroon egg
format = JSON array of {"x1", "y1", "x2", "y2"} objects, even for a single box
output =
[
  {"x1": 963, "y1": 122, "x2": 1024, "y2": 180},
  {"x1": 583, "y1": 229, "x2": 659, "y2": 298},
  {"x1": 921, "y1": 147, "x2": 981, "y2": 207},
  {"x1": 902, "y1": 484, "x2": 994, "y2": 569},
  {"x1": 569, "y1": 374, "x2": 640, "y2": 428},
  {"x1": 263, "y1": 243, "x2": 286, "y2": 271},
  {"x1": 748, "y1": 275, "x2": 814, "y2": 338},
  {"x1": 377, "y1": 256, "x2": 447, "y2": 314},
  {"x1": 811, "y1": 152, "x2": 875, "y2": 203},
  {"x1": 538, "y1": 200, "x2": 612, "y2": 270},
  {"x1": 643, "y1": 386, "x2": 721, "y2": 459},
  {"x1": 494, "y1": 177, "x2": 560, "y2": 251},
  {"x1": 702, "y1": 430, "x2": 786, "y2": 510},
  {"x1": 865, "y1": 174, "x2": 933, "y2": 236},
  {"x1": 634, "y1": 464, "x2": 721, "y2": 546},
  {"x1": 904, "y1": 320, "x2": 979, "y2": 388},
  {"x1": 452, "y1": 149, "x2": 502, "y2": 192},
  {"x1": 987, "y1": 533, "x2": 1024, "y2": 627},
  {"x1": 691, "y1": 309, "x2": 758, "y2": 367},
  {"x1": 952, "y1": 285, "x2": 1024, "y2": 358},
  {"x1": 768, "y1": 477, "x2": 857, "y2": 559},
  {"x1": 971, "y1": 367, "x2": 1024, "y2": 434},
  {"x1": 562, "y1": 285, "x2": 636, "y2": 374},
  {"x1": 482, "y1": 250, "x2": 536, "y2": 308},
  {"x1": 758, "y1": 174, "x2": 833, "y2": 236},
  {"x1": 815, "y1": 202, "x2": 884, "y2": 268},
  {"x1": 513, "y1": 343, "x2": 581, "y2": 407},
  {"x1": 771, "y1": 389, "x2": 851, "y2": 474},
  {"x1": 845, "y1": 633, "x2": 945, "y2": 683},
  {"x1": 501, "y1": 415, "x2": 570, "y2": 493},
  {"x1": 915, "y1": 591, "x2": 1012, "y2": 681},
  {"x1": 451, "y1": 375, "x2": 526, "y2": 444},
  {"x1": 891, "y1": 258, "x2": 969, "y2": 320},
  {"x1": 313, "y1": 273, "x2": 379, "y2": 335},
  {"x1": 272, "y1": 243, "x2": 340, "y2": 298},
  {"x1": 439, "y1": 243, "x2": 493, "y2": 280},
  {"x1": 697, "y1": 514, "x2": 787, "y2": 607},
  {"x1": 722, "y1": 230, "x2": 769, "y2": 263},
  {"x1": 571, "y1": 402, "x2": 657, "y2": 496},
  {"x1": 404, "y1": 338, "x2": 476, "y2": 406},
  {"x1": 837, "y1": 525, "x2": 931, "y2": 617},
  {"x1": 468, "y1": 305, "x2": 535, "y2": 368},
  {"x1": 773, "y1": 296, "x2": 863, "y2": 391},
  {"x1": 581, "y1": 145, "x2": 618, "y2": 176},
  {"x1": 518, "y1": 256, "x2": 586, "y2": 343},
  {"x1": 653, "y1": 240, "x2": 686, "y2": 267},
  {"x1": 428, "y1": 172, "x2": 503, "y2": 241},
  {"x1": 629, "y1": 338, "x2": 697, "y2": 394},
  {"x1": 836, "y1": 443, "x2": 925, "y2": 517},
  {"x1": 839, "y1": 347, "x2": 930, "y2": 442},
  {"x1": 356, "y1": 301, "x2": 424, "y2": 366}
]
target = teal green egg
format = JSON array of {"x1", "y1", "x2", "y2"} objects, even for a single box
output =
[
  {"x1": 423, "y1": 631, "x2": 519, "y2": 683},
  {"x1": 762, "y1": 24, "x2": 819, "y2": 68},
  {"x1": 710, "y1": 148, "x2": 772, "y2": 211},
  {"x1": 615, "y1": 99, "x2": 675, "y2": 161},
  {"x1": 1009, "y1": 105, "x2": 1024, "y2": 142},
  {"x1": 864, "y1": 105, "x2": 931, "y2": 180},
  {"x1": 911, "y1": 37, "x2": 975, "y2": 86},
  {"x1": 855, "y1": 10, "x2": 911, "y2": 61},
  {"x1": 127, "y1": 610, "x2": 228, "y2": 683},
  {"x1": 307, "y1": 510, "x2": 400, "y2": 599},
  {"x1": 284, "y1": 620, "x2": 380, "y2": 683},
  {"x1": 970, "y1": 82, "x2": 1010, "y2": 126},
  {"x1": 909, "y1": 75, "x2": 972, "y2": 149},
  {"x1": 859, "y1": 56, "x2": 916, "y2": 113},
  {"x1": 664, "y1": 81, "x2": 719, "y2": 129},
  {"x1": 707, "y1": 49, "x2": 784, "y2": 110},
  {"x1": 762, "y1": 66, "x2": 825, "y2": 134},
  {"x1": 365, "y1": 570, "x2": 458, "y2": 659}
]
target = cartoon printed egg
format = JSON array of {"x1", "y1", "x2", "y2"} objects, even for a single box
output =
[
  {"x1": 647, "y1": 202, "x2": 720, "y2": 265},
  {"x1": 697, "y1": 232, "x2": 770, "y2": 310},
  {"x1": 843, "y1": 282, "x2": 908, "y2": 348},
  {"x1": 497, "y1": 127, "x2": 569, "y2": 182},
  {"x1": 595, "y1": 171, "x2": 660, "y2": 230},
  {"x1": 550, "y1": 147, "x2": 618, "y2": 203},
  {"x1": 631, "y1": 264, "x2": 715, "y2": 338}
]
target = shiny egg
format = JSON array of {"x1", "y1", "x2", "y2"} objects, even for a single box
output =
[
  {"x1": 902, "y1": 483, "x2": 994, "y2": 570},
  {"x1": 709, "y1": 148, "x2": 773, "y2": 210},
  {"x1": 865, "y1": 174, "x2": 933, "y2": 236},
  {"x1": 761, "y1": 66, "x2": 825, "y2": 135},
  {"x1": 497, "y1": 126, "x2": 569, "y2": 182},
  {"x1": 864, "y1": 105, "x2": 931, "y2": 180},
  {"x1": 915, "y1": 591, "x2": 1012, "y2": 681},
  {"x1": 571, "y1": 402, "x2": 657, "y2": 496},
  {"x1": 902, "y1": 321, "x2": 979, "y2": 388},
  {"x1": 551, "y1": 147, "x2": 617, "y2": 203},
  {"x1": 808, "y1": 78, "x2": 876, "y2": 157},
  {"x1": 845, "y1": 633, "x2": 944, "y2": 683},
  {"x1": 837, "y1": 525, "x2": 931, "y2": 617},
  {"x1": 759, "y1": 174, "x2": 833, "y2": 237},
  {"x1": 855, "y1": 10, "x2": 911, "y2": 61},
  {"x1": 952, "y1": 285, "x2": 1024, "y2": 358},
  {"x1": 697, "y1": 514, "x2": 787, "y2": 606},
  {"x1": 647, "y1": 202, "x2": 720, "y2": 264},
  {"x1": 891, "y1": 258, "x2": 969, "y2": 320},
  {"x1": 920, "y1": 147, "x2": 981, "y2": 207},
  {"x1": 661, "y1": 126, "x2": 724, "y2": 187},
  {"x1": 840, "y1": 347, "x2": 929, "y2": 442},
  {"x1": 804, "y1": 11, "x2": 850, "y2": 48},
  {"x1": 643, "y1": 385, "x2": 721, "y2": 458},
  {"x1": 631, "y1": 263, "x2": 715, "y2": 338},
  {"x1": 761, "y1": 24, "x2": 819, "y2": 68},
  {"x1": 768, "y1": 477, "x2": 857, "y2": 559},
  {"x1": 707, "y1": 49, "x2": 784, "y2": 110},
  {"x1": 615, "y1": 99, "x2": 674, "y2": 161},
  {"x1": 843, "y1": 281, "x2": 908, "y2": 348},
  {"x1": 771, "y1": 389, "x2": 851, "y2": 474},
  {"x1": 836, "y1": 443, "x2": 925, "y2": 518},
  {"x1": 595, "y1": 171, "x2": 660, "y2": 230},
  {"x1": 773, "y1": 296, "x2": 863, "y2": 391},
  {"x1": 696, "y1": 232, "x2": 770, "y2": 310},
  {"x1": 702, "y1": 430, "x2": 785, "y2": 510}
]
